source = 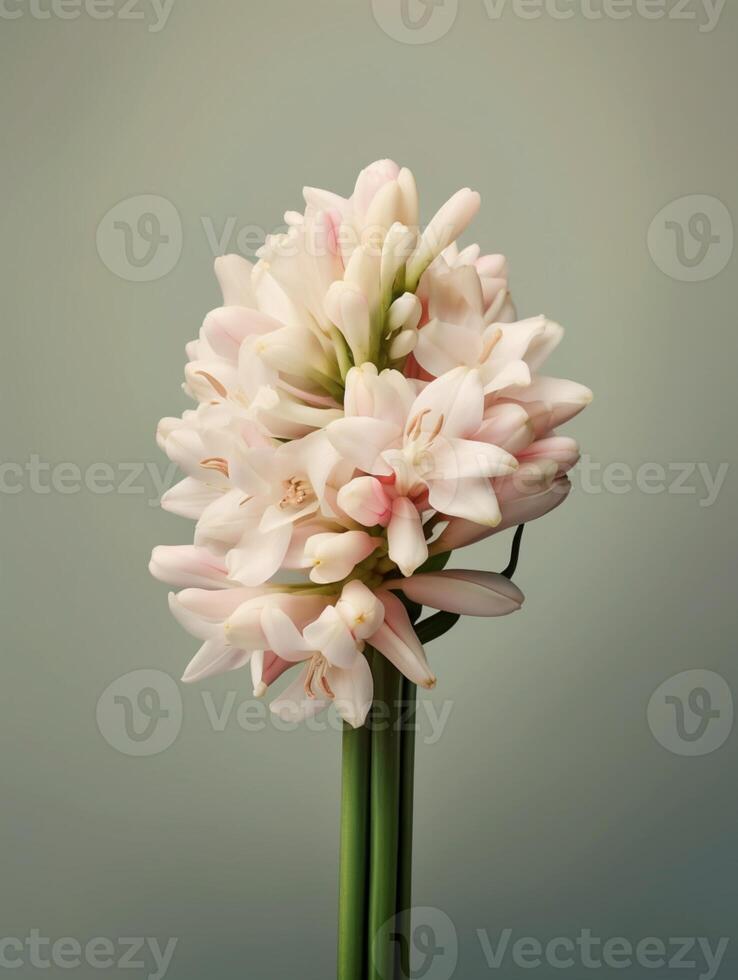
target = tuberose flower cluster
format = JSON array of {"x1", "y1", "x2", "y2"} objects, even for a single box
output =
[{"x1": 151, "y1": 159, "x2": 591, "y2": 728}]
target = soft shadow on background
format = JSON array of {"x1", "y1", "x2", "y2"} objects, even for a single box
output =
[{"x1": 2, "y1": 1, "x2": 737, "y2": 977}]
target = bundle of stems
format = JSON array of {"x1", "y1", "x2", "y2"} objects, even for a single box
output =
[{"x1": 337, "y1": 527, "x2": 524, "y2": 980}]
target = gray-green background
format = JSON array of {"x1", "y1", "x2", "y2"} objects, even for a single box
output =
[{"x1": 2, "y1": 1, "x2": 737, "y2": 977}]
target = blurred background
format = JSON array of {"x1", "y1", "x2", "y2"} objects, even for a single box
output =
[{"x1": 2, "y1": 1, "x2": 736, "y2": 977}]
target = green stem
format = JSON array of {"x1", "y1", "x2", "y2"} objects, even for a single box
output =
[
  {"x1": 330, "y1": 326, "x2": 353, "y2": 381},
  {"x1": 396, "y1": 677, "x2": 417, "y2": 980},
  {"x1": 338, "y1": 713, "x2": 371, "y2": 980},
  {"x1": 368, "y1": 654, "x2": 403, "y2": 980}
]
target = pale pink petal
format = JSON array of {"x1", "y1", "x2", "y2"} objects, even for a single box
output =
[
  {"x1": 475, "y1": 404, "x2": 533, "y2": 454},
  {"x1": 505, "y1": 376, "x2": 593, "y2": 429},
  {"x1": 214, "y1": 254, "x2": 256, "y2": 307},
  {"x1": 304, "y1": 530, "x2": 378, "y2": 585},
  {"x1": 495, "y1": 460, "x2": 559, "y2": 504},
  {"x1": 433, "y1": 477, "x2": 571, "y2": 551},
  {"x1": 181, "y1": 637, "x2": 251, "y2": 683},
  {"x1": 270, "y1": 670, "x2": 330, "y2": 724},
  {"x1": 371, "y1": 591, "x2": 436, "y2": 689},
  {"x1": 390, "y1": 570, "x2": 524, "y2": 616},
  {"x1": 150, "y1": 545, "x2": 230, "y2": 589},
  {"x1": 336, "y1": 581, "x2": 385, "y2": 640},
  {"x1": 195, "y1": 489, "x2": 253, "y2": 552},
  {"x1": 387, "y1": 497, "x2": 428, "y2": 578},
  {"x1": 352, "y1": 159, "x2": 401, "y2": 221},
  {"x1": 262, "y1": 652, "x2": 293, "y2": 688},
  {"x1": 168, "y1": 588, "x2": 255, "y2": 640},
  {"x1": 226, "y1": 522, "x2": 293, "y2": 586},
  {"x1": 428, "y1": 438, "x2": 518, "y2": 482},
  {"x1": 161, "y1": 478, "x2": 223, "y2": 520},
  {"x1": 329, "y1": 655, "x2": 374, "y2": 729},
  {"x1": 260, "y1": 607, "x2": 309, "y2": 661},
  {"x1": 326, "y1": 417, "x2": 401, "y2": 476},
  {"x1": 413, "y1": 319, "x2": 481, "y2": 377},
  {"x1": 170, "y1": 587, "x2": 258, "y2": 623},
  {"x1": 337, "y1": 476, "x2": 392, "y2": 527},
  {"x1": 518, "y1": 437, "x2": 580, "y2": 474},
  {"x1": 409, "y1": 367, "x2": 484, "y2": 440},
  {"x1": 408, "y1": 189, "x2": 481, "y2": 286},
  {"x1": 427, "y1": 265, "x2": 485, "y2": 325},
  {"x1": 427, "y1": 475, "x2": 501, "y2": 526},
  {"x1": 224, "y1": 594, "x2": 328, "y2": 650},
  {"x1": 201, "y1": 306, "x2": 282, "y2": 361},
  {"x1": 303, "y1": 606, "x2": 358, "y2": 669},
  {"x1": 343, "y1": 363, "x2": 416, "y2": 428}
]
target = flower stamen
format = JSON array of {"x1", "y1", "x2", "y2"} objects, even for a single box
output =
[
  {"x1": 304, "y1": 653, "x2": 334, "y2": 700},
  {"x1": 200, "y1": 457, "x2": 229, "y2": 477},
  {"x1": 279, "y1": 476, "x2": 314, "y2": 510}
]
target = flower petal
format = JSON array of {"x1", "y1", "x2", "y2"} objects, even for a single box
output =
[
  {"x1": 181, "y1": 637, "x2": 251, "y2": 684},
  {"x1": 390, "y1": 570, "x2": 524, "y2": 616},
  {"x1": 270, "y1": 670, "x2": 330, "y2": 724},
  {"x1": 327, "y1": 417, "x2": 401, "y2": 476},
  {"x1": 226, "y1": 523, "x2": 292, "y2": 586},
  {"x1": 371, "y1": 591, "x2": 436, "y2": 689},
  {"x1": 427, "y1": 475, "x2": 501, "y2": 526},
  {"x1": 409, "y1": 367, "x2": 484, "y2": 440},
  {"x1": 329, "y1": 655, "x2": 374, "y2": 729},
  {"x1": 260, "y1": 606, "x2": 309, "y2": 661},
  {"x1": 303, "y1": 606, "x2": 358, "y2": 669},
  {"x1": 337, "y1": 476, "x2": 392, "y2": 527},
  {"x1": 149, "y1": 545, "x2": 230, "y2": 589},
  {"x1": 387, "y1": 497, "x2": 428, "y2": 577}
]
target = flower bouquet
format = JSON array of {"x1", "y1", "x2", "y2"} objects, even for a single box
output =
[{"x1": 151, "y1": 159, "x2": 591, "y2": 979}]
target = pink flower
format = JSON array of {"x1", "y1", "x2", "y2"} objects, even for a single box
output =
[
  {"x1": 152, "y1": 159, "x2": 592, "y2": 726},
  {"x1": 263, "y1": 582, "x2": 436, "y2": 728},
  {"x1": 328, "y1": 364, "x2": 518, "y2": 575}
]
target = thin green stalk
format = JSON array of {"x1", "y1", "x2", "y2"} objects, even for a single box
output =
[
  {"x1": 395, "y1": 676, "x2": 417, "y2": 980},
  {"x1": 368, "y1": 654, "x2": 403, "y2": 980},
  {"x1": 330, "y1": 325, "x2": 353, "y2": 381},
  {"x1": 338, "y1": 712, "x2": 371, "y2": 980}
]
